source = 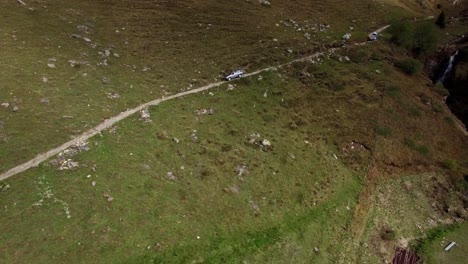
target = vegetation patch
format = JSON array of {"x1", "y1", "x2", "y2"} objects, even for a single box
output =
[
  {"x1": 404, "y1": 138, "x2": 429, "y2": 155},
  {"x1": 395, "y1": 58, "x2": 423, "y2": 75}
]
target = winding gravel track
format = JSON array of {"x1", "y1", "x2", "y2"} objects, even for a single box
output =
[{"x1": 0, "y1": 24, "x2": 395, "y2": 181}]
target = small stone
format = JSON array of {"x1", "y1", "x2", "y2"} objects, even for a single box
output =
[
  {"x1": 1, "y1": 103, "x2": 9, "y2": 108},
  {"x1": 261, "y1": 139, "x2": 271, "y2": 147},
  {"x1": 12, "y1": 106, "x2": 19, "y2": 112},
  {"x1": 101, "y1": 77, "x2": 110, "y2": 84},
  {"x1": 40, "y1": 98, "x2": 49, "y2": 104},
  {"x1": 223, "y1": 185, "x2": 240, "y2": 195},
  {"x1": 166, "y1": 171, "x2": 177, "y2": 181},
  {"x1": 47, "y1": 63, "x2": 56, "y2": 69},
  {"x1": 104, "y1": 49, "x2": 111, "y2": 57},
  {"x1": 249, "y1": 201, "x2": 260, "y2": 215},
  {"x1": 342, "y1": 33, "x2": 352, "y2": 40},
  {"x1": 173, "y1": 138, "x2": 180, "y2": 144},
  {"x1": 107, "y1": 92, "x2": 120, "y2": 99},
  {"x1": 314, "y1": 247, "x2": 319, "y2": 252},
  {"x1": 83, "y1": 37, "x2": 91, "y2": 43},
  {"x1": 70, "y1": 34, "x2": 81, "y2": 39},
  {"x1": 92, "y1": 181, "x2": 96, "y2": 186},
  {"x1": 104, "y1": 194, "x2": 113, "y2": 202},
  {"x1": 42, "y1": 76, "x2": 48, "y2": 83}
]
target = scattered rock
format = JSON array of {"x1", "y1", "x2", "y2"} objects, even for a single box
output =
[
  {"x1": 101, "y1": 77, "x2": 110, "y2": 84},
  {"x1": 249, "y1": 201, "x2": 260, "y2": 215},
  {"x1": 70, "y1": 33, "x2": 81, "y2": 39},
  {"x1": 140, "y1": 108, "x2": 151, "y2": 122},
  {"x1": 92, "y1": 181, "x2": 96, "y2": 186},
  {"x1": 104, "y1": 193, "x2": 113, "y2": 202},
  {"x1": 173, "y1": 138, "x2": 180, "y2": 144},
  {"x1": 258, "y1": 75, "x2": 263, "y2": 81},
  {"x1": 77, "y1": 25, "x2": 90, "y2": 34},
  {"x1": 0, "y1": 183, "x2": 11, "y2": 192},
  {"x1": 259, "y1": 0, "x2": 271, "y2": 7},
  {"x1": 142, "y1": 66, "x2": 151, "y2": 72},
  {"x1": 49, "y1": 141, "x2": 89, "y2": 170},
  {"x1": 261, "y1": 139, "x2": 271, "y2": 147},
  {"x1": 166, "y1": 171, "x2": 177, "y2": 181},
  {"x1": 235, "y1": 165, "x2": 248, "y2": 177},
  {"x1": 1, "y1": 103, "x2": 9, "y2": 108},
  {"x1": 59, "y1": 159, "x2": 79, "y2": 170},
  {"x1": 107, "y1": 92, "x2": 120, "y2": 99},
  {"x1": 47, "y1": 63, "x2": 56, "y2": 69},
  {"x1": 104, "y1": 49, "x2": 111, "y2": 57},
  {"x1": 190, "y1": 130, "x2": 199, "y2": 143},
  {"x1": 12, "y1": 106, "x2": 19, "y2": 112},
  {"x1": 68, "y1": 60, "x2": 88, "y2": 68},
  {"x1": 194, "y1": 108, "x2": 214, "y2": 115},
  {"x1": 227, "y1": 84, "x2": 235, "y2": 91},
  {"x1": 82, "y1": 37, "x2": 92, "y2": 43},
  {"x1": 223, "y1": 185, "x2": 240, "y2": 195},
  {"x1": 314, "y1": 247, "x2": 320, "y2": 253},
  {"x1": 40, "y1": 98, "x2": 49, "y2": 104},
  {"x1": 342, "y1": 33, "x2": 352, "y2": 40},
  {"x1": 42, "y1": 76, "x2": 48, "y2": 83}
]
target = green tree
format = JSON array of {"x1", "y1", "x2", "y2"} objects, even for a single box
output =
[
  {"x1": 388, "y1": 20, "x2": 413, "y2": 48},
  {"x1": 412, "y1": 22, "x2": 438, "y2": 55},
  {"x1": 436, "y1": 11, "x2": 446, "y2": 28}
]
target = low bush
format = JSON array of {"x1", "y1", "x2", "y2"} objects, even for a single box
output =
[{"x1": 395, "y1": 58, "x2": 423, "y2": 75}]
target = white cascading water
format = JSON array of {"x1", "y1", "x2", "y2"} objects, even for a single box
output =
[{"x1": 438, "y1": 50, "x2": 459, "y2": 83}]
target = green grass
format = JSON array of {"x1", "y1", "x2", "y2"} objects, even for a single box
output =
[
  {"x1": 375, "y1": 126, "x2": 393, "y2": 137},
  {"x1": 0, "y1": 72, "x2": 364, "y2": 263},
  {"x1": 404, "y1": 138, "x2": 429, "y2": 155},
  {"x1": 0, "y1": 0, "x2": 415, "y2": 173},
  {"x1": 415, "y1": 222, "x2": 468, "y2": 264}
]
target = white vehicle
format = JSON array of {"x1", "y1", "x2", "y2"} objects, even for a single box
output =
[
  {"x1": 368, "y1": 32, "x2": 378, "y2": 41},
  {"x1": 225, "y1": 69, "x2": 245, "y2": 81}
]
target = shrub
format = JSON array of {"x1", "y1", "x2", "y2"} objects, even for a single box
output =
[
  {"x1": 434, "y1": 82, "x2": 449, "y2": 96},
  {"x1": 381, "y1": 229, "x2": 397, "y2": 241},
  {"x1": 442, "y1": 159, "x2": 458, "y2": 170},
  {"x1": 412, "y1": 22, "x2": 438, "y2": 55},
  {"x1": 388, "y1": 20, "x2": 413, "y2": 47},
  {"x1": 395, "y1": 58, "x2": 423, "y2": 74},
  {"x1": 404, "y1": 138, "x2": 429, "y2": 155},
  {"x1": 388, "y1": 21, "x2": 438, "y2": 55},
  {"x1": 385, "y1": 85, "x2": 401, "y2": 97},
  {"x1": 375, "y1": 126, "x2": 392, "y2": 137}
]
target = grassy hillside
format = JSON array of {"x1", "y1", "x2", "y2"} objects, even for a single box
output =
[{"x1": 1, "y1": 0, "x2": 467, "y2": 263}]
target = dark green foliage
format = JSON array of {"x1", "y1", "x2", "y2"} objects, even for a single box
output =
[
  {"x1": 412, "y1": 22, "x2": 438, "y2": 55},
  {"x1": 395, "y1": 58, "x2": 423, "y2": 75},
  {"x1": 442, "y1": 159, "x2": 458, "y2": 170},
  {"x1": 385, "y1": 85, "x2": 401, "y2": 97},
  {"x1": 388, "y1": 20, "x2": 413, "y2": 47},
  {"x1": 434, "y1": 82, "x2": 449, "y2": 96},
  {"x1": 388, "y1": 21, "x2": 438, "y2": 55},
  {"x1": 381, "y1": 229, "x2": 397, "y2": 240},
  {"x1": 435, "y1": 11, "x2": 446, "y2": 29},
  {"x1": 375, "y1": 126, "x2": 392, "y2": 137}
]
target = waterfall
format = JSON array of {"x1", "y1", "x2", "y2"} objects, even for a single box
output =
[{"x1": 437, "y1": 50, "x2": 459, "y2": 83}]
